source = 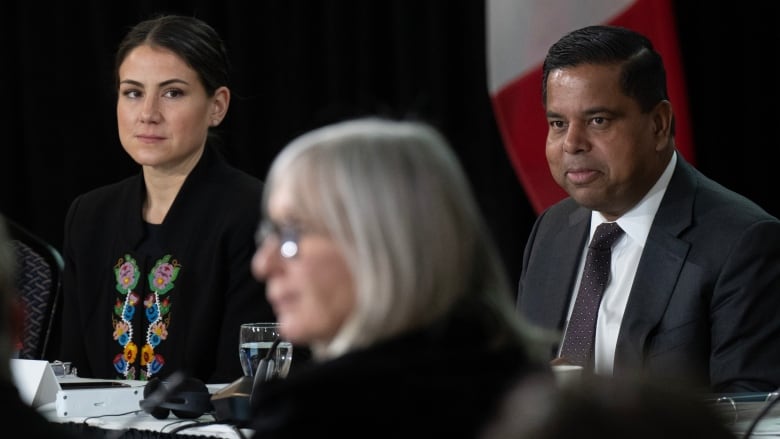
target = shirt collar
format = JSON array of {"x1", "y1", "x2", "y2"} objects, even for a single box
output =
[{"x1": 591, "y1": 151, "x2": 677, "y2": 247}]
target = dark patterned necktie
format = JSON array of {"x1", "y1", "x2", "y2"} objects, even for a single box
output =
[{"x1": 559, "y1": 222, "x2": 624, "y2": 368}]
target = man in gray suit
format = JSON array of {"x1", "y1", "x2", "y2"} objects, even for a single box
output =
[{"x1": 517, "y1": 25, "x2": 780, "y2": 393}]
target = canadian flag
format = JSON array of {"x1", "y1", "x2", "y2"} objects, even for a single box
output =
[{"x1": 487, "y1": 0, "x2": 694, "y2": 214}]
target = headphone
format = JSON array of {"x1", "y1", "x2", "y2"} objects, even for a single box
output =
[
  {"x1": 139, "y1": 373, "x2": 213, "y2": 419},
  {"x1": 253, "y1": 337, "x2": 282, "y2": 393},
  {"x1": 211, "y1": 338, "x2": 283, "y2": 425}
]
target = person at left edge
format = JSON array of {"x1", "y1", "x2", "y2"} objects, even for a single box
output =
[
  {"x1": 56, "y1": 14, "x2": 274, "y2": 384},
  {"x1": 0, "y1": 215, "x2": 85, "y2": 438}
]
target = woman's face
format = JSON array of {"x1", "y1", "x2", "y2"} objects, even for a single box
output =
[
  {"x1": 251, "y1": 183, "x2": 356, "y2": 347},
  {"x1": 116, "y1": 45, "x2": 228, "y2": 173}
]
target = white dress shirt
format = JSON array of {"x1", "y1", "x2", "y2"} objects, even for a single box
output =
[{"x1": 560, "y1": 152, "x2": 677, "y2": 375}]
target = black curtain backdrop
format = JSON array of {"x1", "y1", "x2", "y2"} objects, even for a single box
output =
[{"x1": 1, "y1": 2, "x2": 777, "y2": 290}]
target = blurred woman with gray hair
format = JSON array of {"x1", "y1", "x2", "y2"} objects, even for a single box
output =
[{"x1": 248, "y1": 117, "x2": 550, "y2": 437}]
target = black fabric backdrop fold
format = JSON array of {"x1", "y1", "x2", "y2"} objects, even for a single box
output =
[{"x1": 1, "y1": 1, "x2": 776, "y2": 290}]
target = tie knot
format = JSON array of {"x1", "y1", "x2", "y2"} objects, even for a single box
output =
[{"x1": 589, "y1": 222, "x2": 624, "y2": 250}]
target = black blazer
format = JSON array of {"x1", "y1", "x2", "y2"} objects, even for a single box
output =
[
  {"x1": 518, "y1": 154, "x2": 780, "y2": 392},
  {"x1": 249, "y1": 315, "x2": 543, "y2": 438},
  {"x1": 58, "y1": 145, "x2": 274, "y2": 384}
]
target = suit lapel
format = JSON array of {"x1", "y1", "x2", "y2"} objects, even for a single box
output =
[
  {"x1": 526, "y1": 207, "x2": 591, "y2": 331},
  {"x1": 615, "y1": 157, "x2": 697, "y2": 370}
]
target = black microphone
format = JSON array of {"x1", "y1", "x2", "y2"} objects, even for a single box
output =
[{"x1": 211, "y1": 337, "x2": 282, "y2": 425}]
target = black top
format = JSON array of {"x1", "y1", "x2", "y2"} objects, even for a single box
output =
[
  {"x1": 249, "y1": 313, "x2": 544, "y2": 438},
  {"x1": 0, "y1": 380, "x2": 84, "y2": 439},
  {"x1": 58, "y1": 145, "x2": 274, "y2": 384}
]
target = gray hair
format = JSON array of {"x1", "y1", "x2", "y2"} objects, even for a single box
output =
[{"x1": 263, "y1": 117, "x2": 543, "y2": 359}]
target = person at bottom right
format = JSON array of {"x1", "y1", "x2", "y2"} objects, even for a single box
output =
[
  {"x1": 482, "y1": 373, "x2": 737, "y2": 439},
  {"x1": 247, "y1": 117, "x2": 550, "y2": 438},
  {"x1": 516, "y1": 24, "x2": 780, "y2": 393}
]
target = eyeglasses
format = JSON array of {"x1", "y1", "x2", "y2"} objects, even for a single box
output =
[{"x1": 256, "y1": 219, "x2": 303, "y2": 259}]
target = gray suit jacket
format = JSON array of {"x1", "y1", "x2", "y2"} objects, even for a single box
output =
[{"x1": 517, "y1": 154, "x2": 780, "y2": 392}]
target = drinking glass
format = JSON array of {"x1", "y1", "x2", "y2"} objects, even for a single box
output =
[{"x1": 238, "y1": 322, "x2": 293, "y2": 380}]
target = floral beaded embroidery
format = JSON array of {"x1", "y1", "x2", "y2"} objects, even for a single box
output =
[{"x1": 112, "y1": 254, "x2": 180, "y2": 380}]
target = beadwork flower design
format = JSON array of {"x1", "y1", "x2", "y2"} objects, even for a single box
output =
[
  {"x1": 149, "y1": 255, "x2": 179, "y2": 294},
  {"x1": 112, "y1": 254, "x2": 180, "y2": 380},
  {"x1": 115, "y1": 258, "x2": 140, "y2": 293}
]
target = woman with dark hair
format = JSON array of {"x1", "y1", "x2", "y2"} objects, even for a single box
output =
[{"x1": 57, "y1": 15, "x2": 273, "y2": 384}]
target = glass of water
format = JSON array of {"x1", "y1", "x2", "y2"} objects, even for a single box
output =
[{"x1": 238, "y1": 322, "x2": 293, "y2": 379}]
